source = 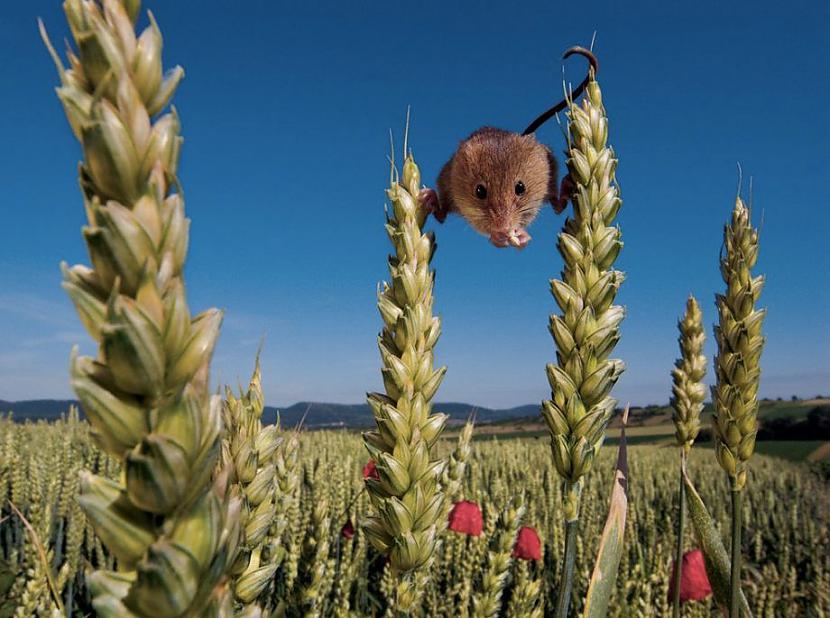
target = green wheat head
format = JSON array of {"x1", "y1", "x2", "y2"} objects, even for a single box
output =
[
  {"x1": 471, "y1": 502, "x2": 524, "y2": 618},
  {"x1": 542, "y1": 73, "x2": 626, "y2": 521},
  {"x1": 42, "y1": 1, "x2": 241, "y2": 614},
  {"x1": 221, "y1": 356, "x2": 284, "y2": 612},
  {"x1": 440, "y1": 419, "x2": 474, "y2": 519},
  {"x1": 671, "y1": 296, "x2": 707, "y2": 454},
  {"x1": 712, "y1": 197, "x2": 765, "y2": 490},
  {"x1": 361, "y1": 151, "x2": 448, "y2": 610}
]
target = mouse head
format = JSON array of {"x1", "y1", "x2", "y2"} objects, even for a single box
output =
[{"x1": 450, "y1": 127, "x2": 554, "y2": 248}]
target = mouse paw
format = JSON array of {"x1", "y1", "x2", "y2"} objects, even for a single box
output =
[
  {"x1": 510, "y1": 228, "x2": 532, "y2": 249},
  {"x1": 552, "y1": 175, "x2": 575, "y2": 214},
  {"x1": 419, "y1": 188, "x2": 448, "y2": 223},
  {"x1": 552, "y1": 198, "x2": 568, "y2": 214}
]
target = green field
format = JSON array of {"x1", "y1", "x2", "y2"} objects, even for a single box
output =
[
  {"x1": 455, "y1": 398, "x2": 830, "y2": 462},
  {"x1": 2, "y1": 417, "x2": 829, "y2": 616},
  {"x1": 714, "y1": 440, "x2": 827, "y2": 462}
]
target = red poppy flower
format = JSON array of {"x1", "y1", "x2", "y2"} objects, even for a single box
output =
[
  {"x1": 668, "y1": 549, "x2": 712, "y2": 603},
  {"x1": 341, "y1": 520, "x2": 355, "y2": 539},
  {"x1": 513, "y1": 526, "x2": 542, "y2": 561},
  {"x1": 362, "y1": 459, "x2": 379, "y2": 480},
  {"x1": 448, "y1": 501, "x2": 483, "y2": 536}
]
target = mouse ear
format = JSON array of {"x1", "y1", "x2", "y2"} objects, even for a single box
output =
[
  {"x1": 457, "y1": 136, "x2": 477, "y2": 158},
  {"x1": 544, "y1": 146, "x2": 560, "y2": 206},
  {"x1": 519, "y1": 132, "x2": 542, "y2": 147}
]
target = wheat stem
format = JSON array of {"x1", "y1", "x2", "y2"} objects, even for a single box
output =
[
  {"x1": 672, "y1": 453, "x2": 686, "y2": 617},
  {"x1": 542, "y1": 67, "x2": 624, "y2": 616},
  {"x1": 669, "y1": 296, "x2": 706, "y2": 616},
  {"x1": 730, "y1": 488, "x2": 743, "y2": 618},
  {"x1": 711, "y1": 196, "x2": 764, "y2": 617},
  {"x1": 554, "y1": 518, "x2": 578, "y2": 618}
]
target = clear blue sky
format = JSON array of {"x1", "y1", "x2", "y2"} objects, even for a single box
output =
[{"x1": 1, "y1": 1, "x2": 828, "y2": 408}]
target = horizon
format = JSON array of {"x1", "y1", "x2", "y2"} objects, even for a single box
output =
[
  {"x1": 3, "y1": 393, "x2": 827, "y2": 414},
  {"x1": 2, "y1": 0, "x2": 828, "y2": 408}
]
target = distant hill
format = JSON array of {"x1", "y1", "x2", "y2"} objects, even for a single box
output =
[
  {"x1": 1, "y1": 398, "x2": 539, "y2": 428},
  {"x1": 4, "y1": 397, "x2": 826, "y2": 431},
  {"x1": 0, "y1": 399, "x2": 80, "y2": 421},
  {"x1": 268, "y1": 402, "x2": 541, "y2": 428}
]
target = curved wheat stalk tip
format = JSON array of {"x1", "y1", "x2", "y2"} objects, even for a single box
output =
[
  {"x1": 335, "y1": 483, "x2": 368, "y2": 529},
  {"x1": 9, "y1": 501, "x2": 66, "y2": 615},
  {"x1": 292, "y1": 402, "x2": 312, "y2": 434}
]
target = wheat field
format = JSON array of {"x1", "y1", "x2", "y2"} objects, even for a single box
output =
[{"x1": 1, "y1": 412, "x2": 828, "y2": 617}]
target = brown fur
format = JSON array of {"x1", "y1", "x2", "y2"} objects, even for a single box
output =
[{"x1": 436, "y1": 127, "x2": 559, "y2": 242}]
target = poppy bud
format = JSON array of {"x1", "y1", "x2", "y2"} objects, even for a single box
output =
[
  {"x1": 668, "y1": 549, "x2": 712, "y2": 603},
  {"x1": 341, "y1": 520, "x2": 355, "y2": 539},
  {"x1": 513, "y1": 526, "x2": 542, "y2": 561},
  {"x1": 447, "y1": 501, "x2": 483, "y2": 537},
  {"x1": 362, "y1": 459, "x2": 380, "y2": 481}
]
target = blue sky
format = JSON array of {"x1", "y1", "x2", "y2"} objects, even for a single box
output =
[{"x1": 1, "y1": 0, "x2": 828, "y2": 408}]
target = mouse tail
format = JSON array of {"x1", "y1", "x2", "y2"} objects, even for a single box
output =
[{"x1": 522, "y1": 46, "x2": 598, "y2": 136}]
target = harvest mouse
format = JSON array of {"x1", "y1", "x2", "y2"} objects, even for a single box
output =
[{"x1": 420, "y1": 47, "x2": 598, "y2": 249}]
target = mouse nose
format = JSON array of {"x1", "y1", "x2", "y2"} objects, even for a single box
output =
[
  {"x1": 489, "y1": 231, "x2": 510, "y2": 248},
  {"x1": 490, "y1": 228, "x2": 531, "y2": 249}
]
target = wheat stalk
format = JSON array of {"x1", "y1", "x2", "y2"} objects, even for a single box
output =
[
  {"x1": 362, "y1": 149, "x2": 448, "y2": 613},
  {"x1": 41, "y1": 2, "x2": 241, "y2": 614},
  {"x1": 440, "y1": 419, "x2": 474, "y2": 521},
  {"x1": 541, "y1": 69, "x2": 625, "y2": 617},
  {"x1": 712, "y1": 196, "x2": 765, "y2": 617},
  {"x1": 471, "y1": 502, "x2": 524, "y2": 617},
  {"x1": 669, "y1": 295, "x2": 707, "y2": 617},
  {"x1": 221, "y1": 355, "x2": 283, "y2": 612},
  {"x1": 672, "y1": 296, "x2": 707, "y2": 454}
]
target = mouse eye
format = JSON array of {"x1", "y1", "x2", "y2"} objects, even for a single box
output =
[
  {"x1": 475, "y1": 184, "x2": 487, "y2": 199},
  {"x1": 515, "y1": 181, "x2": 526, "y2": 196}
]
